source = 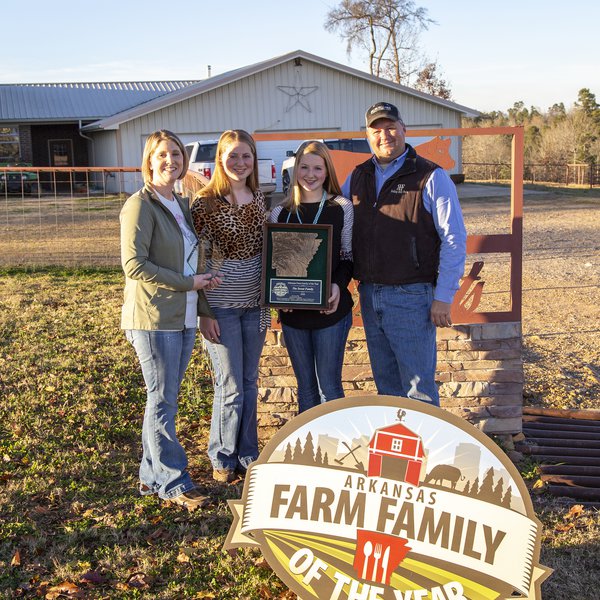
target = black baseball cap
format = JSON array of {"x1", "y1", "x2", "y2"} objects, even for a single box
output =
[{"x1": 365, "y1": 102, "x2": 402, "y2": 127}]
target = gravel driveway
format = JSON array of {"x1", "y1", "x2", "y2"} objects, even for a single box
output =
[{"x1": 460, "y1": 188, "x2": 600, "y2": 409}]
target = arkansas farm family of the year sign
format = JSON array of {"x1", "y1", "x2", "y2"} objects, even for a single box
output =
[{"x1": 225, "y1": 396, "x2": 551, "y2": 600}]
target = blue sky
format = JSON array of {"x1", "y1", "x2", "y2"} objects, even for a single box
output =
[{"x1": 3, "y1": 0, "x2": 598, "y2": 112}]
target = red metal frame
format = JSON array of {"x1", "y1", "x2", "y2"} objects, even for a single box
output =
[{"x1": 254, "y1": 127, "x2": 524, "y2": 325}]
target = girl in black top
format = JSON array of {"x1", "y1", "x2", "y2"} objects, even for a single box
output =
[{"x1": 269, "y1": 141, "x2": 354, "y2": 413}]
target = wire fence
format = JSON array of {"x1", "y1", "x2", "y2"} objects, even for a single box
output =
[
  {"x1": 0, "y1": 167, "x2": 142, "y2": 268},
  {"x1": 463, "y1": 161, "x2": 600, "y2": 187},
  {"x1": 4, "y1": 157, "x2": 592, "y2": 270}
]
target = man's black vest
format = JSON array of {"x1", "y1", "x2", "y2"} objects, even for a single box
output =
[{"x1": 350, "y1": 144, "x2": 441, "y2": 285}]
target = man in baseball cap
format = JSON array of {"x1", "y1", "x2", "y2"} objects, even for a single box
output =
[
  {"x1": 365, "y1": 101, "x2": 402, "y2": 127},
  {"x1": 341, "y1": 102, "x2": 466, "y2": 406}
]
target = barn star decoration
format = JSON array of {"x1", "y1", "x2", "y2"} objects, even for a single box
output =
[{"x1": 277, "y1": 83, "x2": 319, "y2": 113}]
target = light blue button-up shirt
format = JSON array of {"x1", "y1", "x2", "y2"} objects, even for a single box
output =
[{"x1": 342, "y1": 148, "x2": 467, "y2": 304}]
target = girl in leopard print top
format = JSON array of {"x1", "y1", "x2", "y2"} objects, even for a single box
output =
[{"x1": 190, "y1": 130, "x2": 267, "y2": 483}]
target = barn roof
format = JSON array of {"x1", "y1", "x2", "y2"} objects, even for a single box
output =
[
  {"x1": 373, "y1": 423, "x2": 422, "y2": 438},
  {"x1": 81, "y1": 49, "x2": 479, "y2": 131},
  {"x1": 0, "y1": 81, "x2": 199, "y2": 123},
  {"x1": 1, "y1": 50, "x2": 478, "y2": 130}
]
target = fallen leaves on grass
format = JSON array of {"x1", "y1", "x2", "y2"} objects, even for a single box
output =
[
  {"x1": 11, "y1": 549, "x2": 21, "y2": 567},
  {"x1": 44, "y1": 581, "x2": 85, "y2": 599},
  {"x1": 258, "y1": 585, "x2": 297, "y2": 599},
  {"x1": 80, "y1": 570, "x2": 107, "y2": 585},
  {"x1": 177, "y1": 546, "x2": 196, "y2": 563},
  {"x1": 115, "y1": 572, "x2": 153, "y2": 591},
  {"x1": 146, "y1": 526, "x2": 170, "y2": 544},
  {"x1": 554, "y1": 522, "x2": 575, "y2": 533},
  {"x1": 252, "y1": 556, "x2": 271, "y2": 570},
  {"x1": 555, "y1": 504, "x2": 588, "y2": 533},
  {"x1": 565, "y1": 504, "x2": 585, "y2": 520}
]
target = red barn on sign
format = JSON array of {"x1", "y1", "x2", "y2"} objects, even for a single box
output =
[{"x1": 367, "y1": 423, "x2": 426, "y2": 485}]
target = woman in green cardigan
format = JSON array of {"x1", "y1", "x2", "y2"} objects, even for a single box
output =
[{"x1": 120, "y1": 130, "x2": 221, "y2": 510}]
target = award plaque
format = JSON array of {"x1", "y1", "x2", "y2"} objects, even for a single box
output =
[{"x1": 261, "y1": 222, "x2": 332, "y2": 310}]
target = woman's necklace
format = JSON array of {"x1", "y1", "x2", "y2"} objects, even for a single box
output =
[{"x1": 286, "y1": 190, "x2": 327, "y2": 224}]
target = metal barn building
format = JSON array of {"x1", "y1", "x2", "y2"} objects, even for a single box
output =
[{"x1": 2, "y1": 50, "x2": 478, "y2": 192}]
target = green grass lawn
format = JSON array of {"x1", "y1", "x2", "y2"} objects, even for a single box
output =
[
  {"x1": 0, "y1": 269, "x2": 598, "y2": 599},
  {"x1": 0, "y1": 269, "x2": 289, "y2": 599}
]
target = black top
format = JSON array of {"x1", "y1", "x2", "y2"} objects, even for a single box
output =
[{"x1": 271, "y1": 197, "x2": 354, "y2": 330}]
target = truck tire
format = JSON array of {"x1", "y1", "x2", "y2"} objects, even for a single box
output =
[{"x1": 26, "y1": 183, "x2": 39, "y2": 196}]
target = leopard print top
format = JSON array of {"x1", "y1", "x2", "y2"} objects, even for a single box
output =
[{"x1": 190, "y1": 191, "x2": 266, "y2": 260}]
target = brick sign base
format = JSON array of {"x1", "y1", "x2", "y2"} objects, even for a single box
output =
[{"x1": 257, "y1": 322, "x2": 523, "y2": 440}]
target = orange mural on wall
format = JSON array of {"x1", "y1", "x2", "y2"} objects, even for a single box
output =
[{"x1": 328, "y1": 136, "x2": 455, "y2": 184}]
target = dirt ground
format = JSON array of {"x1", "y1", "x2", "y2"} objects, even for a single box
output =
[{"x1": 459, "y1": 187, "x2": 600, "y2": 409}]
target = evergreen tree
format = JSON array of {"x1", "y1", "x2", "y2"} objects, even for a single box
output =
[
  {"x1": 575, "y1": 88, "x2": 600, "y2": 126},
  {"x1": 493, "y1": 478, "x2": 504, "y2": 503},
  {"x1": 479, "y1": 467, "x2": 495, "y2": 500},
  {"x1": 284, "y1": 443, "x2": 293, "y2": 463},
  {"x1": 548, "y1": 102, "x2": 566, "y2": 121},
  {"x1": 293, "y1": 438, "x2": 303, "y2": 463},
  {"x1": 463, "y1": 89, "x2": 600, "y2": 178},
  {"x1": 302, "y1": 432, "x2": 316, "y2": 464},
  {"x1": 315, "y1": 446, "x2": 323, "y2": 466}
]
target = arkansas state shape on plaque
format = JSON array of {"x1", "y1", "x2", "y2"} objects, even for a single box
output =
[{"x1": 225, "y1": 396, "x2": 551, "y2": 599}]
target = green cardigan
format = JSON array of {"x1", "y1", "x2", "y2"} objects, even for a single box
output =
[{"x1": 120, "y1": 185, "x2": 214, "y2": 330}]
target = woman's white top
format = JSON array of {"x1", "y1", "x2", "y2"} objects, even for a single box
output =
[{"x1": 156, "y1": 190, "x2": 199, "y2": 329}]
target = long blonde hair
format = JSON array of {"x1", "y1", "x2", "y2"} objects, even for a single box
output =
[
  {"x1": 195, "y1": 129, "x2": 259, "y2": 212},
  {"x1": 284, "y1": 141, "x2": 342, "y2": 214}
]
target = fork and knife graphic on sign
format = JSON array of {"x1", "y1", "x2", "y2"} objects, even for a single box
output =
[{"x1": 361, "y1": 540, "x2": 391, "y2": 584}]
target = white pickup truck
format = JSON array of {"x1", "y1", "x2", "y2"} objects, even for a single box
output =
[
  {"x1": 280, "y1": 138, "x2": 371, "y2": 195},
  {"x1": 185, "y1": 140, "x2": 277, "y2": 197}
]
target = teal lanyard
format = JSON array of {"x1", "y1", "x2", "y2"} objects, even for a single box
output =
[{"x1": 286, "y1": 191, "x2": 327, "y2": 224}]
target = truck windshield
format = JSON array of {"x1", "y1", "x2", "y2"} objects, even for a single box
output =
[
  {"x1": 197, "y1": 144, "x2": 218, "y2": 161},
  {"x1": 324, "y1": 139, "x2": 371, "y2": 153}
]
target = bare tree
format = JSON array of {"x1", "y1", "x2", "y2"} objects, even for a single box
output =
[
  {"x1": 325, "y1": 0, "x2": 447, "y2": 92},
  {"x1": 414, "y1": 61, "x2": 452, "y2": 99}
]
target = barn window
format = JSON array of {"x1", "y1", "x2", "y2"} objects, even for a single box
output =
[
  {"x1": 391, "y1": 438, "x2": 403, "y2": 452},
  {"x1": 0, "y1": 127, "x2": 20, "y2": 162}
]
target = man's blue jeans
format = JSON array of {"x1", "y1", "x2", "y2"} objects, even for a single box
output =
[
  {"x1": 359, "y1": 282, "x2": 439, "y2": 406},
  {"x1": 126, "y1": 328, "x2": 197, "y2": 499},
  {"x1": 282, "y1": 312, "x2": 352, "y2": 413},
  {"x1": 204, "y1": 306, "x2": 266, "y2": 471}
]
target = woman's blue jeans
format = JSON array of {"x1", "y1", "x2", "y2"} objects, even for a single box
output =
[
  {"x1": 126, "y1": 328, "x2": 196, "y2": 499},
  {"x1": 282, "y1": 312, "x2": 352, "y2": 413},
  {"x1": 358, "y1": 282, "x2": 440, "y2": 406},
  {"x1": 204, "y1": 306, "x2": 266, "y2": 471}
]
